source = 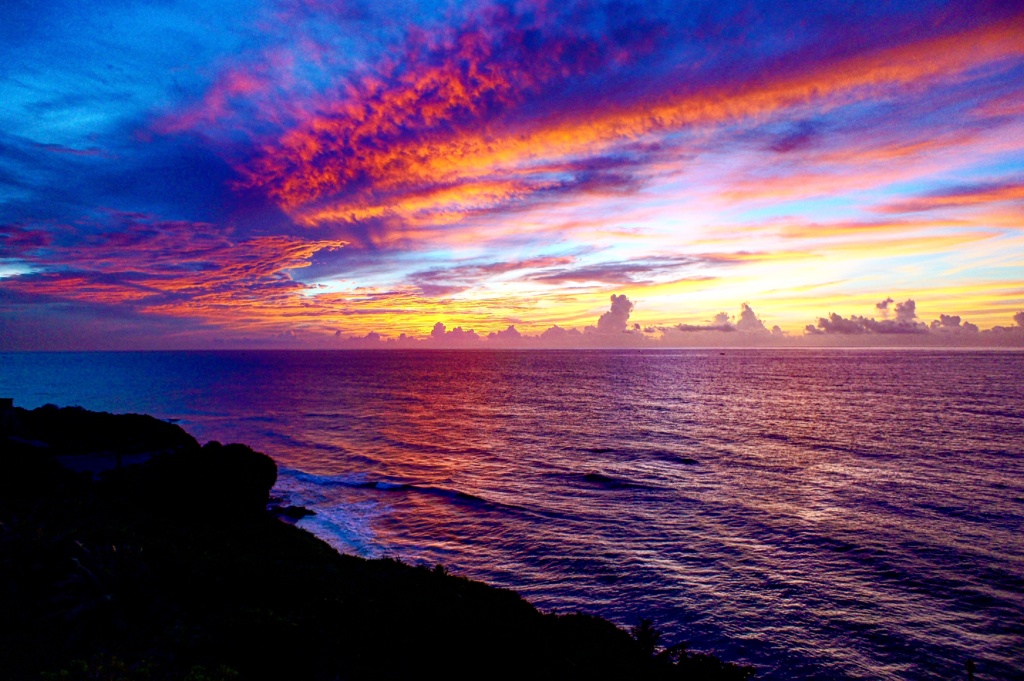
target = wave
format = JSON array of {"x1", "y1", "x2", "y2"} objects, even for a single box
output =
[
  {"x1": 286, "y1": 469, "x2": 512, "y2": 512},
  {"x1": 653, "y1": 452, "x2": 699, "y2": 465},
  {"x1": 361, "y1": 480, "x2": 492, "y2": 506},
  {"x1": 580, "y1": 471, "x2": 650, "y2": 490},
  {"x1": 570, "y1": 444, "x2": 700, "y2": 467}
]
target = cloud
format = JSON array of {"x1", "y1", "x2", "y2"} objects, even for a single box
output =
[
  {"x1": 539, "y1": 324, "x2": 584, "y2": 343},
  {"x1": 230, "y1": 1, "x2": 674, "y2": 232},
  {"x1": 410, "y1": 255, "x2": 577, "y2": 291},
  {"x1": 876, "y1": 180, "x2": 1024, "y2": 214},
  {"x1": 894, "y1": 298, "x2": 917, "y2": 324},
  {"x1": 768, "y1": 122, "x2": 820, "y2": 154},
  {"x1": 429, "y1": 321, "x2": 481, "y2": 346},
  {"x1": 520, "y1": 253, "x2": 740, "y2": 290},
  {"x1": 0, "y1": 213, "x2": 348, "y2": 328},
  {"x1": 174, "y1": 1, "x2": 1024, "y2": 251},
  {"x1": 672, "y1": 322, "x2": 735, "y2": 333},
  {"x1": 806, "y1": 312, "x2": 927, "y2": 335},
  {"x1": 3, "y1": 2, "x2": 1024, "y2": 349},
  {"x1": 664, "y1": 304, "x2": 768, "y2": 334},
  {"x1": 329, "y1": 330, "x2": 391, "y2": 348},
  {"x1": 0, "y1": 223, "x2": 53, "y2": 258},
  {"x1": 668, "y1": 310, "x2": 734, "y2": 333},
  {"x1": 803, "y1": 298, "x2": 996, "y2": 337},
  {"x1": 930, "y1": 314, "x2": 979, "y2": 333},
  {"x1": 735, "y1": 302, "x2": 769, "y2": 333},
  {"x1": 805, "y1": 298, "x2": 925, "y2": 334},
  {"x1": 487, "y1": 325, "x2": 523, "y2": 345},
  {"x1": 596, "y1": 294, "x2": 635, "y2": 334}
]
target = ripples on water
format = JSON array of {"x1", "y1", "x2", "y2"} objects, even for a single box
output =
[{"x1": 2, "y1": 350, "x2": 1022, "y2": 680}]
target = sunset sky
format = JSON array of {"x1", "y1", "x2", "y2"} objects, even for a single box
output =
[{"x1": 2, "y1": 0, "x2": 1023, "y2": 348}]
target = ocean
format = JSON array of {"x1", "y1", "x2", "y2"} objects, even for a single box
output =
[{"x1": 1, "y1": 349, "x2": 1021, "y2": 680}]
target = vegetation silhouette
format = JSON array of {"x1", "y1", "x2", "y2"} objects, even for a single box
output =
[{"x1": 1, "y1": 404, "x2": 755, "y2": 680}]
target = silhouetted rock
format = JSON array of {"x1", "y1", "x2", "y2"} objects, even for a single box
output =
[
  {"x1": 270, "y1": 504, "x2": 316, "y2": 522},
  {"x1": 0, "y1": 436, "x2": 67, "y2": 496},
  {"x1": 2, "y1": 403, "x2": 198, "y2": 456},
  {"x1": 0, "y1": 404, "x2": 755, "y2": 681},
  {"x1": 114, "y1": 440, "x2": 278, "y2": 516}
]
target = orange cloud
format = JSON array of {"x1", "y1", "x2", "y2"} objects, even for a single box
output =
[
  {"x1": 239, "y1": 14, "x2": 1024, "y2": 240},
  {"x1": 877, "y1": 181, "x2": 1024, "y2": 214},
  {"x1": 0, "y1": 217, "x2": 348, "y2": 330}
]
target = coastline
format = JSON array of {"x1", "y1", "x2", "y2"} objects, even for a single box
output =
[{"x1": 0, "y1": 403, "x2": 754, "y2": 680}]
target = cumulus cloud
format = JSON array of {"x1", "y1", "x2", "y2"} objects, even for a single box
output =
[
  {"x1": 539, "y1": 325, "x2": 584, "y2": 343},
  {"x1": 454, "y1": 329, "x2": 478, "y2": 343},
  {"x1": 802, "y1": 298, "x2": 1009, "y2": 339},
  {"x1": 805, "y1": 314, "x2": 861, "y2": 335},
  {"x1": 429, "y1": 322, "x2": 481, "y2": 346},
  {"x1": 984, "y1": 312, "x2": 1024, "y2": 340},
  {"x1": 199, "y1": 297, "x2": 1024, "y2": 349},
  {"x1": 329, "y1": 330, "x2": 386, "y2": 348},
  {"x1": 488, "y1": 325, "x2": 523, "y2": 344},
  {"x1": 313, "y1": 302, "x2": 1024, "y2": 348},
  {"x1": 414, "y1": 296, "x2": 645, "y2": 348},
  {"x1": 666, "y1": 303, "x2": 769, "y2": 334},
  {"x1": 735, "y1": 303, "x2": 769, "y2": 333},
  {"x1": 596, "y1": 294, "x2": 634, "y2": 334},
  {"x1": 894, "y1": 299, "x2": 917, "y2": 324},
  {"x1": 929, "y1": 314, "x2": 979, "y2": 333},
  {"x1": 805, "y1": 298, "x2": 928, "y2": 335},
  {"x1": 808, "y1": 313, "x2": 926, "y2": 334},
  {"x1": 867, "y1": 296, "x2": 916, "y2": 323}
]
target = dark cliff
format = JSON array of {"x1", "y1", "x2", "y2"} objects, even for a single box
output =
[{"x1": 0, "y1": 404, "x2": 753, "y2": 680}]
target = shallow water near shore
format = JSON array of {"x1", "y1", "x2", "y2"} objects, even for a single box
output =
[{"x1": 2, "y1": 349, "x2": 1022, "y2": 679}]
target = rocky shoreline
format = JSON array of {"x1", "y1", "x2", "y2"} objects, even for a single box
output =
[{"x1": 1, "y1": 403, "x2": 754, "y2": 680}]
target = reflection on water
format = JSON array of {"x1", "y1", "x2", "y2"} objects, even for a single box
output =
[{"x1": 2, "y1": 349, "x2": 1022, "y2": 680}]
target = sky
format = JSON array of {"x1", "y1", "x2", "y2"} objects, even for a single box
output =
[{"x1": 1, "y1": 0, "x2": 1023, "y2": 349}]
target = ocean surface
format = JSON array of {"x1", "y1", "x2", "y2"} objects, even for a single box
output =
[{"x1": 2, "y1": 349, "x2": 1022, "y2": 680}]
